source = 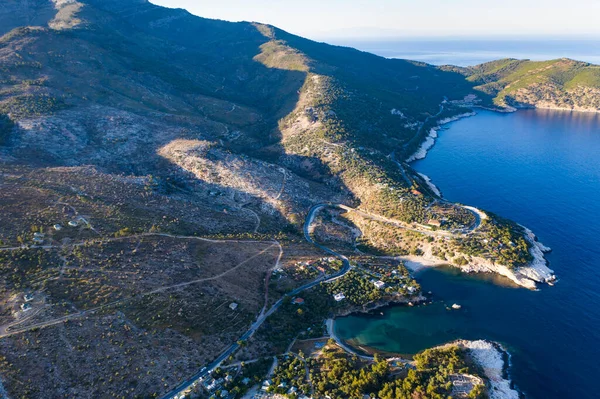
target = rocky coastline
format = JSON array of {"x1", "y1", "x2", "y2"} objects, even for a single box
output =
[
  {"x1": 334, "y1": 293, "x2": 427, "y2": 317},
  {"x1": 406, "y1": 112, "x2": 477, "y2": 162},
  {"x1": 326, "y1": 320, "x2": 521, "y2": 399},
  {"x1": 400, "y1": 236, "x2": 554, "y2": 290},
  {"x1": 456, "y1": 340, "x2": 521, "y2": 399},
  {"x1": 402, "y1": 108, "x2": 556, "y2": 289}
]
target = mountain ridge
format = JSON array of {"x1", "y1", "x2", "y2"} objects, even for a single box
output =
[{"x1": 0, "y1": 1, "x2": 596, "y2": 398}]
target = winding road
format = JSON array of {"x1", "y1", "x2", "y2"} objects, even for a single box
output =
[
  {"x1": 161, "y1": 198, "x2": 488, "y2": 398},
  {"x1": 403, "y1": 103, "x2": 445, "y2": 152},
  {"x1": 161, "y1": 100, "x2": 489, "y2": 398},
  {"x1": 385, "y1": 100, "x2": 484, "y2": 235},
  {"x1": 161, "y1": 203, "x2": 351, "y2": 399}
]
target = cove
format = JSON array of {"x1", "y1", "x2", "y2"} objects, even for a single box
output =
[{"x1": 334, "y1": 109, "x2": 600, "y2": 399}]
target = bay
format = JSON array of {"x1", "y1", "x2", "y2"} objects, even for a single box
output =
[{"x1": 334, "y1": 109, "x2": 600, "y2": 399}]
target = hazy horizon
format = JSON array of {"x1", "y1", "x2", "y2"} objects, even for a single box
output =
[
  {"x1": 330, "y1": 37, "x2": 600, "y2": 66},
  {"x1": 151, "y1": 0, "x2": 600, "y2": 40}
]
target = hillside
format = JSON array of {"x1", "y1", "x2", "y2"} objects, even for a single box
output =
[
  {"x1": 443, "y1": 58, "x2": 600, "y2": 111},
  {"x1": 0, "y1": 1, "x2": 595, "y2": 398}
]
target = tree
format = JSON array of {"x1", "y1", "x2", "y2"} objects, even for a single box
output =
[{"x1": 0, "y1": 114, "x2": 13, "y2": 146}]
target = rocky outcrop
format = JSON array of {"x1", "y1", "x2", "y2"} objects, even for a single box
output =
[
  {"x1": 406, "y1": 128, "x2": 438, "y2": 162},
  {"x1": 400, "y1": 228, "x2": 554, "y2": 290},
  {"x1": 406, "y1": 112, "x2": 477, "y2": 162},
  {"x1": 334, "y1": 294, "x2": 427, "y2": 317},
  {"x1": 508, "y1": 84, "x2": 600, "y2": 113},
  {"x1": 458, "y1": 340, "x2": 520, "y2": 399}
]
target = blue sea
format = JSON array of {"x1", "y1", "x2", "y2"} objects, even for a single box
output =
[
  {"x1": 329, "y1": 38, "x2": 600, "y2": 66},
  {"x1": 335, "y1": 109, "x2": 600, "y2": 398}
]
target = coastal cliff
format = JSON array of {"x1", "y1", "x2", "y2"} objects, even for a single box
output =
[
  {"x1": 334, "y1": 293, "x2": 427, "y2": 317},
  {"x1": 406, "y1": 112, "x2": 477, "y2": 162},
  {"x1": 443, "y1": 58, "x2": 600, "y2": 113},
  {"x1": 400, "y1": 235, "x2": 554, "y2": 290},
  {"x1": 401, "y1": 108, "x2": 556, "y2": 289},
  {"x1": 454, "y1": 340, "x2": 520, "y2": 399}
]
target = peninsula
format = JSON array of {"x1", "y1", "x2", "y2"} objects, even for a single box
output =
[{"x1": 0, "y1": 1, "x2": 598, "y2": 398}]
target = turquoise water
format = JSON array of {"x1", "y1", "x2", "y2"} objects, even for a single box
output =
[{"x1": 335, "y1": 109, "x2": 600, "y2": 399}]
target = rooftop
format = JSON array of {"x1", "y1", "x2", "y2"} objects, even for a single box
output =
[{"x1": 334, "y1": 293, "x2": 346, "y2": 302}]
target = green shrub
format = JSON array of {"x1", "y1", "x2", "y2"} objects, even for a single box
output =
[{"x1": 0, "y1": 114, "x2": 13, "y2": 145}]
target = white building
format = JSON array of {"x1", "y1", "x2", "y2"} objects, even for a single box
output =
[
  {"x1": 229, "y1": 302, "x2": 238, "y2": 310},
  {"x1": 333, "y1": 293, "x2": 346, "y2": 302},
  {"x1": 261, "y1": 380, "x2": 272, "y2": 392},
  {"x1": 373, "y1": 280, "x2": 385, "y2": 289}
]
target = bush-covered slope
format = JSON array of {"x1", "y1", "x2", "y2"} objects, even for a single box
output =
[
  {"x1": 0, "y1": 0, "x2": 567, "y2": 268},
  {"x1": 444, "y1": 58, "x2": 600, "y2": 111},
  {"x1": 0, "y1": 1, "x2": 582, "y2": 398}
]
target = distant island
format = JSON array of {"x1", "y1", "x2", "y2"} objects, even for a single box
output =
[{"x1": 0, "y1": 0, "x2": 598, "y2": 398}]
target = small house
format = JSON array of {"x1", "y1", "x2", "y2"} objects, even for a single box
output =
[
  {"x1": 68, "y1": 220, "x2": 79, "y2": 227},
  {"x1": 261, "y1": 380, "x2": 272, "y2": 391},
  {"x1": 206, "y1": 380, "x2": 218, "y2": 391},
  {"x1": 53, "y1": 224, "x2": 62, "y2": 231},
  {"x1": 411, "y1": 189, "x2": 423, "y2": 196},
  {"x1": 333, "y1": 293, "x2": 346, "y2": 302},
  {"x1": 427, "y1": 219, "x2": 442, "y2": 228},
  {"x1": 24, "y1": 293, "x2": 34, "y2": 302},
  {"x1": 373, "y1": 280, "x2": 386, "y2": 289},
  {"x1": 293, "y1": 297, "x2": 305, "y2": 305},
  {"x1": 21, "y1": 303, "x2": 32, "y2": 312},
  {"x1": 229, "y1": 303, "x2": 238, "y2": 311}
]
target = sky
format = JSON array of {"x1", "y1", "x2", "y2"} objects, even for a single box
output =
[{"x1": 150, "y1": 0, "x2": 600, "y2": 40}]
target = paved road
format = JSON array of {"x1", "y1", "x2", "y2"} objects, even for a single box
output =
[
  {"x1": 389, "y1": 150, "x2": 413, "y2": 187},
  {"x1": 161, "y1": 204, "x2": 351, "y2": 399},
  {"x1": 403, "y1": 103, "x2": 445, "y2": 152},
  {"x1": 164, "y1": 200, "x2": 484, "y2": 398},
  {"x1": 0, "y1": 236, "x2": 282, "y2": 338}
]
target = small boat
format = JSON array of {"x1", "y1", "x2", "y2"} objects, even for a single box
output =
[{"x1": 451, "y1": 303, "x2": 462, "y2": 310}]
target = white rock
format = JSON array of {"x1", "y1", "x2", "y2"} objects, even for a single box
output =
[{"x1": 462, "y1": 340, "x2": 519, "y2": 399}]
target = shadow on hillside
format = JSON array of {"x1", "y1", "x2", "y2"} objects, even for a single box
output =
[{"x1": 3, "y1": 0, "x2": 494, "y2": 232}]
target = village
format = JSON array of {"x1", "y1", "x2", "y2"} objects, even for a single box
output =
[
  {"x1": 172, "y1": 257, "x2": 426, "y2": 399},
  {"x1": 177, "y1": 335, "x2": 486, "y2": 399}
]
